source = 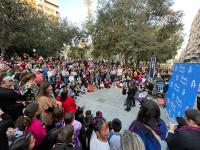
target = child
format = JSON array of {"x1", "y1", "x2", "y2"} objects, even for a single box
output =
[
  {"x1": 55, "y1": 75, "x2": 61, "y2": 89},
  {"x1": 84, "y1": 110, "x2": 93, "y2": 127},
  {"x1": 100, "y1": 81, "x2": 105, "y2": 89},
  {"x1": 10, "y1": 133, "x2": 36, "y2": 150},
  {"x1": 65, "y1": 112, "x2": 82, "y2": 149},
  {"x1": 115, "y1": 80, "x2": 120, "y2": 88},
  {"x1": 52, "y1": 107, "x2": 65, "y2": 128},
  {"x1": 104, "y1": 79, "x2": 110, "y2": 89},
  {"x1": 52, "y1": 125, "x2": 75, "y2": 150},
  {"x1": 109, "y1": 118, "x2": 122, "y2": 150},
  {"x1": 119, "y1": 82, "x2": 123, "y2": 88},
  {"x1": 80, "y1": 84, "x2": 87, "y2": 94},
  {"x1": 107, "y1": 121, "x2": 113, "y2": 141},
  {"x1": 87, "y1": 84, "x2": 95, "y2": 92},
  {"x1": 74, "y1": 83, "x2": 80, "y2": 96},
  {"x1": 96, "y1": 111, "x2": 103, "y2": 119},
  {"x1": 89, "y1": 118, "x2": 110, "y2": 150},
  {"x1": 15, "y1": 103, "x2": 46, "y2": 147}
]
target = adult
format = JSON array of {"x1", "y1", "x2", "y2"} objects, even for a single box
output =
[
  {"x1": 167, "y1": 109, "x2": 200, "y2": 150},
  {"x1": 36, "y1": 81, "x2": 58, "y2": 129},
  {"x1": 56, "y1": 86, "x2": 77, "y2": 114},
  {"x1": 125, "y1": 82, "x2": 137, "y2": 111},
  {"x1": 0, "y1": 110, "x2": 13, "y2": 150},
  {"x1": 19, "y1": 73, "x2": 39, "y2": 103},
  {"x1": 129, "y1": 100, "x2": 168, "y2": 150},
  {"x1": 0, "y1": 75, "x2": 29, "y2": 120},
  {"x1": 121, "y1": 130, "x2": 145, "y2": 150}
]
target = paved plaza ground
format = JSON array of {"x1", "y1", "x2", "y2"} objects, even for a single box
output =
[{"x1": 76, "y1": 88, "x2": 170, "y2": 130}]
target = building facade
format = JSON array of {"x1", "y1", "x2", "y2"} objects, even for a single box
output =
[
  {"x1": 36, "y1": 0, "x2": 59, "y2": 17},
  {"x1": 182, "y1": 9, "x2": 200, "y2": 62}
]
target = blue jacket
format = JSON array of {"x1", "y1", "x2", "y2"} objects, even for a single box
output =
[{"x1": 129, "y1": 120, "x2": 167, "y2": 150}]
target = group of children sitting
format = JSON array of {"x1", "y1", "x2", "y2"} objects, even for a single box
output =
[{"x1": 54, "y1": 77, "x2": 124, "y2": 98}]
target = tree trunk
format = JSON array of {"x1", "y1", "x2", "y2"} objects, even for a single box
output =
[
  {"x1": 124, "y1": 52, "x2": 129, "y2": 65},
  {"x1": 136, "y1": 59, "x2": 140, "y2": 68},
  {"x1": 0, "y1": 47, "x2": 5, "y2": 57}
]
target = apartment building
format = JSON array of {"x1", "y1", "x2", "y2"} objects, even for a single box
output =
[
  {"x1": 36, "y1": 0, "x2": 59, "y2": 17},
  {"x1": 182, "y1": 9, "x2": 200, "y2": 62}
]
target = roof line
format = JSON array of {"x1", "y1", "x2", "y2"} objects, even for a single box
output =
[{"x1": 44, "y1": 0, "x2": 59, "y2": 8}]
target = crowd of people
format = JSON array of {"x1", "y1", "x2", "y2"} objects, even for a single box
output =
[{"x1": 1, "y1": 54, "x2": 200, "y2": 150}]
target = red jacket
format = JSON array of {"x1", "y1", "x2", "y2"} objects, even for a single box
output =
[{"x1": 56, "y1": 96, "x2": 77, "y2": 114}]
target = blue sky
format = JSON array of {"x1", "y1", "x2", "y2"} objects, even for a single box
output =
[{"x1": 56, "y1": 0, "x2": 200, "y2": 53}]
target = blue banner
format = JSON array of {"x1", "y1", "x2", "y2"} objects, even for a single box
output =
[{"x1": 166, "y1": 63, "x2": 200, "y2": 118}]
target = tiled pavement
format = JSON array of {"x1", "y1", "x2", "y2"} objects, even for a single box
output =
[{"x1": 76, "y1": 88, "x2": 170, "y2": 130}]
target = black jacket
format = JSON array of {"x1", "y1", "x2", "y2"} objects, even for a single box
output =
[
  {"x1": 0, "y1": 87, "x2": 29, "y2": 120},
  {"x1": 167, "y1": 126, "x2": 200, "y2": 150},
  {"x1": 0, "y1": 114, "x2": 14, "y2": 150},
  {"x1": 127, "y1": 87, "x2": 137, "y2": 99},
  {"x1": 41, "y1": 127, "x2": 61, "y2": 150}
]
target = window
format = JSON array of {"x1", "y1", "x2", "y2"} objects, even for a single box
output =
[{"x1": 45, "y1": 6, "x2": 55, "y2": 13}]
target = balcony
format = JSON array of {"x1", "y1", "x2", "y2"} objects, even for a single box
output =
[
  {"x1": 190, "y1": 54, "x2": 199, "y2": 59},
  {"x1": 194, "y1": 50, "x2": 200, "y2": 54}
]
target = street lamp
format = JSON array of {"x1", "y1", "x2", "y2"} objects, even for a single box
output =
[
  {"x1": 62, "y1": 44, "x2": 70, "y2": 60},
  {"x1": 33, "y1": 49, "x2": 36, "y2": 57},
  {"x1": 33, "y1": 49, "x2": 36, "y2": 53}
]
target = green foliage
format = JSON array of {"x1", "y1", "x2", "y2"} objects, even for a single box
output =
[
  {"x1": 93, "y1": 0, "x2": 183, "y2": 62},
  {"x1": 0, "y1": 0, "x2": 81, "y2": 56},
  {"x1": 67, "y1": 47, "x2": 88, "y2": 59}
]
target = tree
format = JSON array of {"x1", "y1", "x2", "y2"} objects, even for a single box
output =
[
  {"x1": 0, "y1": 0, "x2": 82, "y2": 57},
  {"x1": 93, "y1": 0, "x2": 183, "y2": 63},
  {"x1": 84, "y1": 0, "x2": 94, "y2": 35}
]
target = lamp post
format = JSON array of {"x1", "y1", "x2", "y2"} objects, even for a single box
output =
[
  {"x1": 33, "y1": 48, "x2": 36, "y2": 57},
  {"x1": 148, "y1": 54, "x2": 157, "y2": 80},
  {"x1": 62, "y1": 44, "x2": 70, "y2": 60}
]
